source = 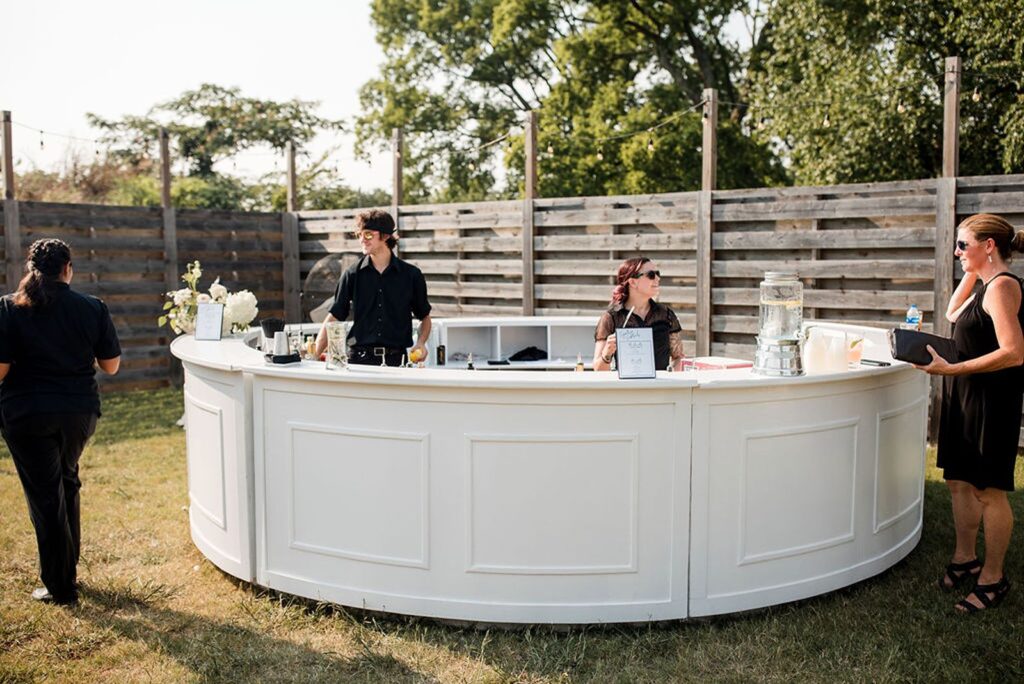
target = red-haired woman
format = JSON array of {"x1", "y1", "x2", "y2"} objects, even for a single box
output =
[
  {"x1": 918, "y1": 214, "x2": 1024, "y2": 613},
  {"x1": 0, "y1": 239, "x2": 121, "y2": 605},
  {"x1": 593, "y1": 256, "x2": 684, "y2": 371}
]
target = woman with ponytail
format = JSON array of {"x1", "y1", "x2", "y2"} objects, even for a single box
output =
[
  {"x1": 0, "y1": 238, "x2": 121, "y2": 605},
  {"x1": 916, "y1": 214, "x2": 1024, "y2": 613},
  {"x1": 593, "y1": 256, "x2": 684, "y2": 371}
]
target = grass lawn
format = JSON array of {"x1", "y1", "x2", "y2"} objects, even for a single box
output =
[{"x1": 1, "y1": 387, "x2": 1023, "y2": 683}]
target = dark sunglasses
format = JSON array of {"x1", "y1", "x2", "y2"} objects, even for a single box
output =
[
  {"x1": 630, "y1": 269, "x2": 661, "y2": 280},
  {"x1": 955, "y1": 240, "x2": 971, "y2": 251}
]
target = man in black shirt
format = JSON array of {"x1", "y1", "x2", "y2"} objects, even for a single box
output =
[{"x1": 315, "y1": 210, "x2": 432, "y2": 366}]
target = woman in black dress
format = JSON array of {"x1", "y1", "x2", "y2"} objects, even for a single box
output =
[
  {"x1": 918, "y1": 214, "x2": 1024, "y2": 613},
  {"x1": 0, "y1": 239, "x2": 121, "y2": 604},
  {"x1": 593, "y1": 256, "x2": 684, "y2": 371}
]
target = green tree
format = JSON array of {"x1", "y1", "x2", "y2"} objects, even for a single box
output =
[
  {"x1": 749, "y1": 0, "x2": 1024, "y2": 184},
  {"x1": 357, "y1": 0, "x2": 785, "y2": 201},
  {"x1": 88, "y1": 84, "x2": 343, "y2": 177}
]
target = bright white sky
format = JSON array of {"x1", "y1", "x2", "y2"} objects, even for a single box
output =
[{"x1": 0, "y1": 0, "x2": 392, "y2": 192}]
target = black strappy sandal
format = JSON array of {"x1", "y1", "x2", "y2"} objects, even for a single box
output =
[
  {"x1": 955, "y1": 576, "x2": 1011, "y2": 614},
  {"x1": 937, "y1": 558, "x2": 982, "y2": 592}
]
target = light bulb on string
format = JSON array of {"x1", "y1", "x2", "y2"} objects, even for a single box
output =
[
  {"x1": 39, "y1": 131, "x2": 44, "y2": 151},
  {"x1": 646, "y1": 137, "x2": 654, "y2": 153},
  {"x1": 468, "y1": 161, "x2": 475, "y2": 171},
  {"x1": 757, "y1": 117, "x2": 767, "y2": 131},
  {"x1": 822, "y1": 113, "x2": 830, "y2": 128},
  {"x1": 896, "y1": 101, "x2": 906, "y2": 114},
  {"x1": 972, "y1": 87, "x2": 981, "y2": 103},
  {"x1": 596, "y1": 149, "x2": 604, "y2": 161},
  {"x1": 546, "y1": 144, "x2": 554, "y2": 156}
]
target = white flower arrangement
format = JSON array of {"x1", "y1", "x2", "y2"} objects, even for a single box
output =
[{"x1": 159, "y1": 260, "x2": 259, "y2": 335}]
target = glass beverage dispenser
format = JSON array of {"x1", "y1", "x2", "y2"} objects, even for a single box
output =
[{"x1": 752, "y1": 272, "x2": 805, "y2": 376}]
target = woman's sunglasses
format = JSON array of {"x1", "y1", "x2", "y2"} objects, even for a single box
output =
[
  {"x1": 955, "y1": 240, "x2": 971, "y2": 251},
  {"x1": 630, "y1": 269, "x2": 661, "y2": 280}
]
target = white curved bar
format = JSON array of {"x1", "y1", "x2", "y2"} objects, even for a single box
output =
[{"x1": 172, "y1": 321, "x2": 927, "y2": 623}]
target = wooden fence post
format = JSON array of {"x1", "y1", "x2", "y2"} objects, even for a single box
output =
[
  {"x1": 695, "y1": 90, "x2": 717, "y2": 357},
  {"x1": 391, "y1": 128, "x2": 403, "y2": 258},
  {"x1": 282, "y1": 141, "x2": 301, "y2": 322},
  {"x1": 159, "y1": 128, "x2": 182, "y2": 386},
  {"x1": 929, "y1": 56, "x2": 961, "y2": 439},
  {"x1": 942, "y1": 56, "x2": 961, "y2": 181},
  {"x1": 522, "y1": 111, "x2": 537, "y2": 316},
  {"x1": 2, "y1": 111, "x2": 22, "y2": 294},
  {"x1": 285, "y1": 141, "x2": 297, "y2": 212}
]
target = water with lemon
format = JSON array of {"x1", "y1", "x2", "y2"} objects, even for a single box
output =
[{"x1": 758, "y1": 273, "x2": 804, "y2": 341}]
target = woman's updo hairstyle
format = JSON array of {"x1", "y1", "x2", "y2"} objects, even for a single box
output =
[
  {"x1": 609, "y1": 256, "x2": 651, "y2": 307},
  {"x1": 13, "y1": 238, "x2": 72, "y2": 308},
  {"x1": 959, "y1": 213, "x2": 1024, "y2": 261}
]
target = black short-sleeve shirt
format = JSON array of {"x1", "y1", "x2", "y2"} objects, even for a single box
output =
[
  {"x1": 595, "y1": 299, "x2": 682, "y2": 370},
  {"x1": 0, "y1": 283, "x2": 121, "y2": 423},
  {"x1": 328, "y1": 254, "x2": 431, "y2": 349}
]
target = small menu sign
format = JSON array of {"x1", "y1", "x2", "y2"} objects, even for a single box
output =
[
  {"x1": 194, "y1": 302, "x2": 225, "y2": 341},
  {"x1": 615, "y1": 327, "x2": 656, "y2": 379}
]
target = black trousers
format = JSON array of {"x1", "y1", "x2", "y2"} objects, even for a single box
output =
[{"x1": 2, "y1": 412, "x2": 97, "y2": 600}]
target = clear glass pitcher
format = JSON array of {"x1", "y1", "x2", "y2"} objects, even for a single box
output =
[{"x1": 758, "y1": 272, "x2": 803, "y2": 341}]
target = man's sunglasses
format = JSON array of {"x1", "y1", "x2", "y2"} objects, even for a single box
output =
[
  {"x1": 354, "y1": 230, "x2": 379, "y2": 240},
  {"x1": 630, "y1": 269, "x2": 661, "y2": 280}
]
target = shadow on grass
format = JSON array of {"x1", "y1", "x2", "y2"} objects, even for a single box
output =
[
  {"x1": 291, "y1": 477, "x2": 1024, "y2": 682},
  {"x1": 74, "y1": 581, "x2": 437, "y2": 684}
]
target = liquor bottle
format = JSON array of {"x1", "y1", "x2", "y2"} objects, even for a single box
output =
[
  {"x1": 575, "y1": 353, "x2": 585, "y2": 372},
  {"x1": 467, "y1": 352, "x2": 475, "y2": 370},
  {"x1": 436, "y1": 344, "x2": 446, "y2": 366}
]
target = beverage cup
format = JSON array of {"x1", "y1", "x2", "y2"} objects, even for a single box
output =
[
  {"x1": 847, "y1": 335, "x2": 863, "y2": 366},
  {"x1": 325, "y1": 321, "x2": 347, "y2": 370},
  {"x1": 273, "y1": 331, "x2": 289, "y2": 356}
]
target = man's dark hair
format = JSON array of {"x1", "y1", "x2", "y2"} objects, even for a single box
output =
[{"x1": 356, "y1": 209, "x2": 398, "y2": 249}]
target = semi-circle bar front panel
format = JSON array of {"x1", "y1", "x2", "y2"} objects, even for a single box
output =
[{"x1": 171, "y1": 321, "x2": 927, "y2": 624}]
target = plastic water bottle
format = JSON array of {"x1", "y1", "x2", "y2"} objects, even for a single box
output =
[{"x1": 904, "y1": 304, "x2": 922, "y2": 331}]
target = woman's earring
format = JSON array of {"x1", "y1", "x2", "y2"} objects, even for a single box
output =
[{"x1": 988, "y1": 254, "x2": 993, "y2": 263}]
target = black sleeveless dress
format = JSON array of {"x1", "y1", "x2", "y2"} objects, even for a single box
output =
[{"x1": 936, "y1": 272, "x2": 1024, "y2": 491}]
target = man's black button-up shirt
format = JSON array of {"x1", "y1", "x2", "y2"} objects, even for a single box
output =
[{"x1": 328, "y1": 254, "x2": 431, "y2": 349}]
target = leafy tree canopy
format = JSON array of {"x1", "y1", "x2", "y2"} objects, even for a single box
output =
[
  {"x1": 745, "y1": 0, "x2": 1024, "y2": 183},
  {"x1": 88, "y1": 84, "x2": 344, "y2": 177},
  {"x1": 357, "y1": 0, "x2": 785, "y2": 201},
  {"x1": 359, "y1": 0, "x2": 1023, "y2": 199}
]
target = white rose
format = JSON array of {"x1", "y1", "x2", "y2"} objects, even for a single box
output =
[
  {"x1": 172, "y1": 288, "x2": 192, "y2": 307},
  {"x1": 224, "y1": 290, "x2": 259, "y2": 328},
  {"x1": 209, "y1": 278, "x2": 228, "y2": 303},
  {"x1": 197, "y1": 293, "x2": 212, "y2": 304}
]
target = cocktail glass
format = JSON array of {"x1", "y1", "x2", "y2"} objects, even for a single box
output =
[{"x1": 847, "y1": 335, "x2": 864, "y2": 366}]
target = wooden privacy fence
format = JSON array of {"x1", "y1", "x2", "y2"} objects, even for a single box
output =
[
  {"x1": 3, "y1": 174, "x2": 1024, "y2": 443},
  {"x1": 297, "y1": 175, "x2": 1024, "y2": 360},
  {"x1": 0, "y1": 199, "x2": 286, "y2": 390}
]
